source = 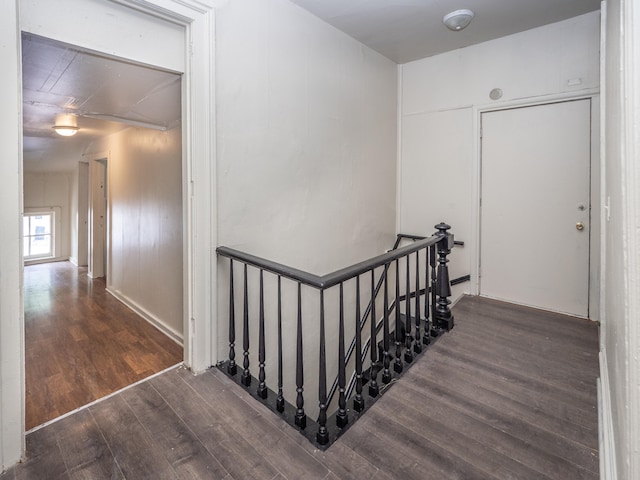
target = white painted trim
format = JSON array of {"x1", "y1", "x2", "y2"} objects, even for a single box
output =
[
  {"x1": 472, "y1": 89, "x2": 600, "y2": 113},
  {"x1": 405, "y1": 88, "x2": 599, "y2": 118},
  {"x1": 622, "y1": 0, "x2": 640, "y2": 477},
  {"x1": 478, "y1": 293, "x2": 590, "y2": 320},
  {"x1": 0, "y1": 1, "x2": 25, "y2": 470},
  {"x1": 599, "y1": 0, "x2": 607, "y2": 341},
  {"x1": 470, "y1": 102, "x2": 482, "y2": 296},
  {"x1": 395, "y1": 64, "x2": 404, "y2": 234},
  {"x1": 106, "y1": 287, "x2": 184, "y2": 345},
  {"x1": 84, "y1": 151, "x2": 111, "y2": 283},
  {"x1": 589, "y1": 95, "x2": 602, "y2": 321},
  {"x1": 471, "y1": 90, "x2": 601, "y2": 317},
  {"x1": 182, "y1": 1, "x2": 216, "y2": 372},
  {"x1": 87, "y1": 157, "x2": 108, "y2": 280},
  {"x1": 599, "y1": 351, "x2": 618, "y2": 480}
]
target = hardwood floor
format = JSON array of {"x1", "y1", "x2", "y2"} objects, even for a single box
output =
[
  {"x1": 4, "y1": 295, "x2": 599, "y2": 479},
  {"x1": 24, "y1": 261, "x2": 183, "y2": 430}
]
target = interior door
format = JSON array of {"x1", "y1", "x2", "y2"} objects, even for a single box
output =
[{"x1": 480, "y1": 99, "x2": 591, "y2": 317}]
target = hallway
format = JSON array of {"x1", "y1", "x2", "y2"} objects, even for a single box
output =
[
  {"x1": 6, "y1": 295, "x2": 598, "y2": 479},
  {"x1": 24, "y1": 261, "x2": 183, "y2": 430}
]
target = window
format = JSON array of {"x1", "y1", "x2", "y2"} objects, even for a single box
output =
[{"x1": 23, "y1": 212, "x2": 54, "y2": 259}]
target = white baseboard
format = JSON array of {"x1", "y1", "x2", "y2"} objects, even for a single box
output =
[
  {"x1": 23, "y1": 256, "x2": 68, "y2": 266},
  {"x1": 105, "y1": 287, "x2": 183, "y2": 346},
  {"x1": 598, "y1": 351, "x2": 617, "y2": 480},
  {"x1": 68, "y1": 257, "x2": 87, "y2": 268}
]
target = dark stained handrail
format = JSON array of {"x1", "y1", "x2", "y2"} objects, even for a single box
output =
[
  {"x1": 397, "y1": 233, "x2": 465, "y2": 247},
  {"x1": 216, "y1": 235, "x2": 441, "y2": 290}
]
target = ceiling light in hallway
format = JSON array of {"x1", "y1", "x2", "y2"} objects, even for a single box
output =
[{"x1": 52, "y1": 113, "x2": 79, "y2": 137}]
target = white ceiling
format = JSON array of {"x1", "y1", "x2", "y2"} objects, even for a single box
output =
[
  {"x1": 22, "y1": 33, "x2": 181, "y2": 173},
  {"x1": 289, "y1": 0, "x2": 601, "y2": 64},
  {"x1": 22, "y1": 1, "x2": 600, "y2": 172}
]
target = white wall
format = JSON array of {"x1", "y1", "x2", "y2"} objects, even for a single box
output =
[
  {"x1": 0, "y1": 1, "x2": 24, "y2": 470},
  {"x1": 85, "y1": 127, "x2": 184, "y2": 343},
  {"x1": 398, "y1": 12, "x2": 601, "y2": 302},
  {"x1": 216, "y1": 0, "x2": 398, "y2": 273},
  {"x1": 23, "y1": 172, "x2": 72, "y2": 263},
  {"x1": 214, "y1": 0, "x2": 397, "y2": 417},
  {"x1": 601, "y1": 0, "x2": 640, "y2": 478}
]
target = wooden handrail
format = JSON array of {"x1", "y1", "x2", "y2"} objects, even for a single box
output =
[{"x1": 216, "y1": 235, "x2": 441, "y2": 290}]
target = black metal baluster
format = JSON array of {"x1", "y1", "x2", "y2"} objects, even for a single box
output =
[
  {"x1": 276, "y1": 276, "x2": 284, "y2": 412},
  {"x1": 394, "y1": 259, "x2": 403, "y2": 374},
  {"x1": 430, "y1": 244, "x2": 438, "y2": 338},
  {"x1": 425, "y1": 247, "x2": 430, "y2": 322},
  {"x1": 228, "y1": 259, "x2": 237, "y2": 375},
  {"x1": 414, "y1": 250, "x2": 422, "y2": 354},
  {"x1": 257, "y1": 270, "x2": 267, "y2": 399},
  {"x1": 423, "y1": 246, "x2": 431, "y2": 345},
  {"x1": 404, "y1": 254, "x2": 414, "y2": 363},
  {"x1": 241, "y1": 264, "x2": 251, "y2": 386},
  {"x1": 353, "y1": 275, "x2": 364, "y2": 412},
  {"x1": 337, "y1": 283, "x2": 348, "y2": 428},
  {"x1": 317, "y1": 289, "x2": 328, "y2": 444},
  {"x1": 369, "y1": 269, "x2": 380, "y2": 397},
  {"x1": 295, "y1": 282, "x2": 307, "y2": 429},
  {"x1": 382, "y1": 263, "x2": 392, "y2": 383}
]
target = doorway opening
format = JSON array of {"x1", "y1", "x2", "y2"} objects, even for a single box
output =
[
  {"x1": 22, "y1": 33, "x2": 185, "y2": 430},
  {"x1": 1, "y1": 0, "x2": 215, "y2": 466},
  {"x1": 88, "y1": 158, "x2": 107, "y2": 280}
]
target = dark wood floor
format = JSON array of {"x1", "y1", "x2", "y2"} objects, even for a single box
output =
[
  {"x1": 24, "y1": 261, "x2": 183, "y2": 430},
  {"x1": 4, "y1": 295, "x2": 599, "y2": 479}
]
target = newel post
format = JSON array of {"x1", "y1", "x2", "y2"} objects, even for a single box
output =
[{"x1": 434, "y1": 222, "x2": 455, "y2": 331}]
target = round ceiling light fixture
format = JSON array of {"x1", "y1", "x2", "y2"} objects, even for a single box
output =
[
  {"x1": 443, "y1": 9, "x2": 475, "y2": 31},
  {"x1": 53, "y1": 113, "x2": 79, "y2": 137}
]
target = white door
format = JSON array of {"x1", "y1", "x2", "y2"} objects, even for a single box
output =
[{"x1": 480, "y1": 99, "x2": 591, "y2": 317}]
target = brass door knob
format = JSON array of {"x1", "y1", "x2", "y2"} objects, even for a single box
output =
[{"x1": 576, "y1": 222, "x2": 584, "y2": 231}]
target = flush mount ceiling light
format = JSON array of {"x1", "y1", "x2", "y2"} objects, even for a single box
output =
[
  {"x1": 53, "y1": 113, "x2": 79, "y2": 137},
  {"x1": 443, "y1": 9, "x2": 475, "y2": 31}
]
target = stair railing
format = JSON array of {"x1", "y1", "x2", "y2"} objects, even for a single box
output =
[
  {"x1": 337, "y1": 232, "x2": 468, "y2": 403},
  {"x1": 216, "y1": 223, "x2": 455, "y2": 449}
]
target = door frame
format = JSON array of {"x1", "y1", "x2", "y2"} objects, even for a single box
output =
[
  {"x1": 88, "y1": 155, "x2": 108, "y2": 280},
  {"x1": 470, "y1": 91, "x2": 601, "y2": 319},
  {"x1": 0, "y1": 0, "x2": 218, "y2": 468}
]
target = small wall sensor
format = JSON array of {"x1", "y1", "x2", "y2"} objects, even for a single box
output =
[{"x1": 489, "y1": 88, "x2": 503, "y2": 100}]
